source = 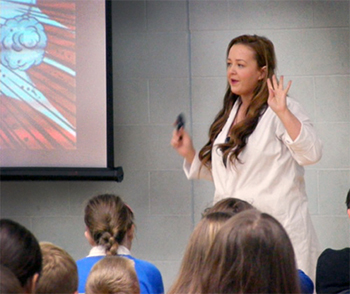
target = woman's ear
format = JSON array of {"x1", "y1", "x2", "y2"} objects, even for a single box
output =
[
  {"x1": 347, "y1": 208, "x2": 350, "y2": 219},
  {"x1": 258, "y1": 66, "x2": 267, "y2": 80}
]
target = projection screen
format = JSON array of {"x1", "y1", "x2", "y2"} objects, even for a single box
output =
[{"x1": 0, "y1": 0, "x2": 122, "y2": 180}]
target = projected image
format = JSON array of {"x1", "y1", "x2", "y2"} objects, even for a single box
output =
[{"x1": 0, "y1": 0, "x2": 76, "y2": 150}]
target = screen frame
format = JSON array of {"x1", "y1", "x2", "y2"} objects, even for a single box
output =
[{"x1": 0, "y1": 0, "x2": 123, "y2": 182}]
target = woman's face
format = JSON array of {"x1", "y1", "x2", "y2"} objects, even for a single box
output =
[{"x1": 226, "y1": 44, "x2": 265, "y2": 101}]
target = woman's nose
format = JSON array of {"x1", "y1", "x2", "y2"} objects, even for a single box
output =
[{"x1": 228, "y1": 65, "x2": 236, "y2": 74}]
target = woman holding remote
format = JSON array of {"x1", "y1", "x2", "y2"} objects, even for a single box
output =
[{"x1": 171, "y1": 34, "x2": 322, "y2": 280}]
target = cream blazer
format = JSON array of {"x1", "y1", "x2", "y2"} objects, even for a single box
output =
[{"x1": 184, "y1": 97, "x2": 323, "y2": 281}]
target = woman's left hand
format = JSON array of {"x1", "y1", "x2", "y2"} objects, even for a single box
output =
[{"x1": 267, "y1": 75, "x2": 292, "y2": 115}]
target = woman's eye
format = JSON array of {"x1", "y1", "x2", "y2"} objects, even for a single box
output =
[
  {"x1": 238, "y1": 64, "x2": 244, "y2": 68},
  {"x1": 226, "y1": 62, "x2": 232, "y2": 68}
]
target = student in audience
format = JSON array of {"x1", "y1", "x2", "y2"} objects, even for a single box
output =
[
  {"x1": 0, "y1": 265, "x2": 23, "y2": 294},
  {"x1": 200, "y1": 209, "x2": 301, "y2": 294},
  {"x1": 86, "y1": 256, "x2": 140, "y2": 294},
  {"x1": 202, "y1": 197, "x2": 254, "y2": 216},
  {"x1": 0, "y1": 219, "x2": 42, "y2": 294},
  {"x1": 168, "y1": 212, "x2": 233, "y2": 294},
  {"x1": 316, "y1": 189, "x2": 350, "y2": 294},
  {"x1": 204, "y1": 197, "x2": 314, "y2": 294},
  {"x1": 76, "y1": 194, "x2": 164, "y2": 294},
  {"x1": 36, "y1": 242, "x2": 78, "y2": 294}
]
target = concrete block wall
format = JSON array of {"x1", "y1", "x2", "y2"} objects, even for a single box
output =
[{"x1": 1, "y1": 0, "x2": 349, "y2": 291}]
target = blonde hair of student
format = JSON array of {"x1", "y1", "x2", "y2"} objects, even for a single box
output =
[
  {"x1": 85, "y1": 256, "x2": 140, "y2": 294},
  {"x1": 168, "y1": 212, "x2": 233, "y2": 294},
  {"x1": 36, "y1": 242, "x2": 78, "y2": 294}
]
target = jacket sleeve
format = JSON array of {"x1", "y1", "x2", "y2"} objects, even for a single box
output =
[
  {"x1": 278, "y1": 98, "x2": 323, "y2": 166},
  {"x1": 183, "y1": 151, "x2": 213, "y2": 181}
]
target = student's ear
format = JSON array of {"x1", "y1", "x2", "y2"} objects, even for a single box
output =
[
  {"x1": 84, "y1": 228, "x2": 96, "y2": 246},
  {"x1": 127, "y1": 224, "x2": 135, "y2": 240},
  {"x1": 258, "y1": 66, "x2": 267, "y2": 80},
  {"x1": 24, "y1": 273, "x2": 39, "y2": 294},
  {"x1": 347, "y1": 208, "x2": 350, "y2": 219},
  {"x1": 73, "y1": 291, "x2": 78, "y2": 294}
]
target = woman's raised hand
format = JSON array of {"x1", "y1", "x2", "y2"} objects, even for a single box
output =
[
  {"x1": 267, "y1": 75, "x2": 302, "y2": 140},
  {"x1": 267, "y1": 75, "x2": 292, "y2": 115}
]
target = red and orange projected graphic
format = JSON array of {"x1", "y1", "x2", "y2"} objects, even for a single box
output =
[{"x1": 0, "y1": 0, "x2": 76, "y2": 150}]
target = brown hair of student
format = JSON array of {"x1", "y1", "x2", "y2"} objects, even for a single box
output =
[
  {"x1": 0, "y1": 265, "x2": 23, "y2": 294},
  {"x1": 84, "y1": 194, "x2": 134, "y2": 255},
  {"x1": 0, "y1": 219, "x2": 42, "y2": 293},
  {"x1": 199, "y1": 34, "x2": 276, "y2": 166},
  {"x1": 86, "y1": 256, "x2": 140, "y2": 294},
  {"x1": 202, "y1": 197, "x2": 254, "y2": 217},
  {"x1": 200, "y1": 209, "x2": 301, "y2": 294},
  {"x1": 36, "y1": 242, "x2": 78, "y2": 294},
  {"x1": 168, "y1": 212, "x2": 233, "y2": 294}
]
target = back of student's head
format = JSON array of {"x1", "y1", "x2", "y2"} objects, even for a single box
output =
[
  {"x1": 202, "y1": 197, "x2": 254, "y2": 217},
  {"x1": 85, "y1": 256, "x2": 140, "y2": 294},
  {"x1": 168, "y1": 212, "x2": 233, "y2": 294},
  {"x1": 84, "y1": 194, "x2": 134, "y2": 255},
  {"x1": 201, "y1": 209, "x2": 301, "y2": 294},
  {"x1": 36, "y1": 242, "x2": 78, "y2": 294},
  {"x1": 0, "y1": 219, "x2": 42, "y2": 292},
  {"x1": 0, "y1": 265, "x2": 23, "y2": 294},
  {"x1": 182, "y1": 212, "x2": 234, "y2": 268}
]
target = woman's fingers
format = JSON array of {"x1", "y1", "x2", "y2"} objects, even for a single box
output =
[
  {"x1": 272, "y1": 74, "x2": 278, "y2": 90},
  {"x1": 171, "y1": 129, "x2": 184, "y2": 148},
  {"x1": 267, "y1": 75, "x2": 278, "y2": 91},
  {"x1": 279, "y1": 75, "x2": 284, "y2": 90},
  {"x1": 268, "y1": 75, "x2": 291, "y2": 93},
  {"x1": 285, "y1": 80, "x2": 292, "y2": 94}
]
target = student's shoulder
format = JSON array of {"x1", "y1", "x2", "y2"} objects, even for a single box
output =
[
  {"x1": 127, "y1": 256, "x2": 161, "y2": 273},
  {"x1": 317, "y1": 247, "x2": 350, "y2": 267},
  {"x1": 298, "y1": 269, "x2": 314, "y2": 294},
  {"x1": 76, "y1": 256, "x2": 104, "y2": 267},
  {"x1": 320, "y1": 247, "x2": 350, "y2": 257},
  {"x1": 123, "y1": 256, "x2": 164, "y2": 293}
]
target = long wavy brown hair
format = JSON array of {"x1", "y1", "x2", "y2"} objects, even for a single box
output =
[{"x1": 199, "y1": 35, "x2": 276, "y2": 167}]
